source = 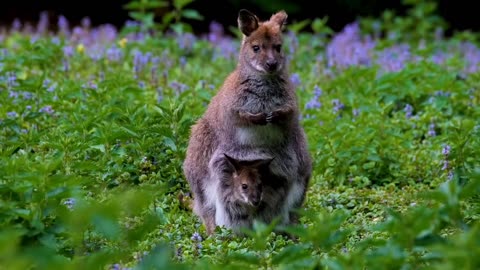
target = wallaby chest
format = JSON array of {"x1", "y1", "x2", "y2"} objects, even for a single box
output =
[{"x1": 236, "y1": 77, "x2": 288, "y2": 113}]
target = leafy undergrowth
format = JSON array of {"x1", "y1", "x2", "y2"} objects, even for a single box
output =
[{"x1": 1, "y1": 6, "x2": 480, "y2": 270}]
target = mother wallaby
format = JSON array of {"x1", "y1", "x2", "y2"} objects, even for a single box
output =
[{"x1": 183, "y1": 9, "x2": 312, "y2": 235}]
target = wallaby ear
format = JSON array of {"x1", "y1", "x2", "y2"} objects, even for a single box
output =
[
  {"x1": 270, "y1": 10, "x2": 288, "y2": 30},
  {"x1": 238, "y1": 9, "x2": 259, "y2": 36},
  {"x1": 223, "y1": 153, "x2": 241, "y2": 172},
  {"x1": 248, "y1": 157, "x2": 274, "y2": 169}
]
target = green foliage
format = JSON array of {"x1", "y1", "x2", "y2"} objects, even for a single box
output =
[
  {"x1": 1, "y1": 1, "x2": 479, "y2": 269},
  {"x1": 360, "y1": 0, "x2": 450, "y2": 45},
  {"x1": 123, "y1": 0, "x2": 204, "y2": 34}
]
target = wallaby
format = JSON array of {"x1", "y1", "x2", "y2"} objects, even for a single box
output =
[
  {"x1": 209, "y1": 152, "x2": 273, "y2": 234},
  {"x1": 183, "y1": 9, "x2": 312, "y2": 235}
]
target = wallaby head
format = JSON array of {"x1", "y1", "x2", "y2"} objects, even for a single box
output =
[
  {"x1": 237, "y1": 9, "x2": 288, "y2": 74},
  {"x1": 223, "y1": 153, "x2": 273, "y2": 207}
]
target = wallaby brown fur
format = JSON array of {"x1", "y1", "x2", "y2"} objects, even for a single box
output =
[{"x1": 183, "y1": 9, "x2": 312, "y2": 235}]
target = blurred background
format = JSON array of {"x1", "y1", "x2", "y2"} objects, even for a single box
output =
[{"x1": 0, "y1": 0, "x2": 478, "y2": 35}]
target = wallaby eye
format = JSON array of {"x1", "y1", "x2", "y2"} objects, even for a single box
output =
[
  {"x1": 241, "y1": 184, "x2": 248, "y2": 190},
  {"x1": 252, "y1": 45, "x2": 260, "y2": 53},
  {"x1": 274, "y1": 44, "x2": 282, "y2": 52}
]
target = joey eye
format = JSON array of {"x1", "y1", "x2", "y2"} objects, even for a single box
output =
[
  {"x1": 252, "y1": 45, "x2": 260, "y2": 53},
  {"x1": 274, "y1": 44, "x2": 282, "y2": 52},
  {"x1": 241, "y1": 184, "x2": 248, "y2": 190}
]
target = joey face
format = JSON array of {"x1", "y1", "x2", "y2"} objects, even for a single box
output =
[
  {"x1": 234, "y1": 169, "x2": 263, "y2": 207},
  {"x1": 223, "y1": 153, "x2": 273, "y2": 207},
  {"x1": 238, "y1": 9, "x2": 288, "y2": 74}
]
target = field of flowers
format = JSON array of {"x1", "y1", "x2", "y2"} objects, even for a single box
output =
[{"x1": 1, "y1": 2, "x2": 479, "y2": 269}]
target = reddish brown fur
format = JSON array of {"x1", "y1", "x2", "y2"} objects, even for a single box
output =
[{"x1": 183, "y1": 9, "x2": 312, "y2": 236}]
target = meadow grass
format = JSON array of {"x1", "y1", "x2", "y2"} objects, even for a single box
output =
[{"x1": 0, "y1": 8, "x2": 479, "y2": 270}]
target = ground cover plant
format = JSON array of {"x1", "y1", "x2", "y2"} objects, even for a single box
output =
[{"x1": 0, "y1": 1, "x2": 479, "y2": 269}]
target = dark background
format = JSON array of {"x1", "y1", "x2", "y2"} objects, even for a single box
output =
[{"x1": 0, "y1": 0, "x2": 479, "y2": 35}]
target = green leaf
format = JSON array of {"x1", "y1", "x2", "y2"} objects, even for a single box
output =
[
  {"x1": 173, "y1": 0, "x2": 194, "y2": 10},
  {"x1": 271, "y1": 244, "x2": 311, "y2": 265},
  {"x1": 90, "y1": 144, "x2": 106, "y2": 153},
  {"x1": 181, "y1": 9, "x2": 204, "y2": 20}
]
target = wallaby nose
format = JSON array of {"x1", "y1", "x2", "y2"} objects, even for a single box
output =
[
  {"x1": 252, "y1": 198, "x2": 261, "y2": 206},
  {"x1": 266, "y1": 60, "x2": 278, "y2": 71}
]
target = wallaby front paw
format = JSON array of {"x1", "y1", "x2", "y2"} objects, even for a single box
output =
[
  {"x1": 239, "y1": 111, "x2": 268, "y2": 125},
  {"x1": 271, "y1": 107, "x2": 293, "y2": 122}
]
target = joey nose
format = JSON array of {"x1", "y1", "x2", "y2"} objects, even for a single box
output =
[
  {"x1": 252, "y1": 198, "x2": 261, "y2": 206},
  {"x1": 266, "y1": 60, "x2": 278, "y2": 71}
]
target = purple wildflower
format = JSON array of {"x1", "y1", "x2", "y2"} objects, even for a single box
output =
[
  {"x1": 434, "y1": 90, "x2": 451, "y2": 97},
  {"x1": 133, "y1": 50, "x2": 151, "y2": 78},
  {"x1": 430, "y1": 50, "x2": 450, "y2": 65},
  {"x1": 39, "y1": 105, "x2": 54, "y2": 114},
  {"x1": 7, "y1": 111, "x2": 18, "y2": 118},
  {"x1": 58, "y1": 15, "x2": 70, "y2": 35},
  {"x1": 313, "y1": 85, "x2": 323, "y2": 97},
  {"x1": 169, "y1": 81, "x2": 189, "y2": 95},
  {"x1": 12, "y1": 18, "x2": 22, "y2": 32},
  {"x1": 448, "y1": 171, "x2": 454, "y2": 181},
  {"x1": 290, "y1": 73, "x2": 301, "y2": 88},
  {"x1": 36, "y1": 11, "x2": 49, "y2": 34},
  {"x1": 352, "y1": 108, "x2": 360, "y2": 118},
  {"x1": 62, "y1": 58, "x2": 70, "y2": 72},
  {"x1": 305, "y1": 99, "x2": 321, "y2": 110},
  {"x1": 332, "y1": 99, "x2": 345, "y2": 114},
  {"x1": 305, "y1": 85, "x2": 323, "y2": 111},
  {"x1": 83, "y1": 81, "x2": 98, "y2": 90},
  {"x1": 81, "y1": 17, "x2": 91, "y2": 29},
  {"x1": 51, "y1": 37, "x2": 60, "y2": 44},
  {"x1": 375, "y1": 44, "x2": 412, "y2": 74},
  {"x1": 106, "y1": 46, "x2": 122, "y2": 62},
  {"x1": 459, "y1": 42, "x2": 480, "y2": 74},
  {"x1": 7, "y1": 72, "x2": 18, "y2": 88},
  {"x1": 177, "y1": 33, "x2": 197, "y2": 52},
  {"x1": 9, "y1": 91, "x2": 19, "y2": 99},
  {"x1": 151, "y1": 58, "x2": 159, "y2": 87},
  {"x1": 157, "y1": 87, "x2": 163, "y2": 103},
  {"x1": 21, "y1": 91, "x2": 33, "y2": 100},
  {"x1": 63, "y1": 46, "x2": 74, "y2": 58},
  {"x1": 212, "y1": 39, "x2": 238, "y2": 60},
  {"x1": 42, "y1": 79, "x2": 51, "y2": 88},
  {"x1": 88, "y1": 46, "x2": 103, "y2": 62},
  {"x1": 207, "y1": 21, "x2": 224, "y2": 43},
  {"x1": 191, "y1": 232, "x2": 202, "y2": 242},
  {"x1": 287, "y1": 30, "x2": 299, "y2": 55},
  {"x1": 179, "y1": 56, "x2": 187, "y2": 68},
  {"x1": 442, "y1": 159, "x2": 449, "y2": 171},
  {"x1": 428, "y1": 123, "x2": 436, "y2": 137},
  {"x1": 63, "y1": 198, "x2": 76, "y2": 210},
  {"x1": 326, "y1": 21, "x2": 375, "y2": 69},
  {"x1": 442, "y1": 144, "x2": 451, "y2": 156},
  {"x1": 404, "y1": 104, "x2": 413, "y2": 119},
  {"x1": 125, "y1": 20, "x2": 140, "y2": 29}
]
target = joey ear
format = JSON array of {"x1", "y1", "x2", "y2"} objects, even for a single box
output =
[
  {"x1": 270, "y1": 10, "x2": 288, "y2": 30},
  {"x1": 238, "y1": 9, "x2": 259, "y2": 36},
  {"x1": 223, "y1": 153, "x2": 241, "y2": 172},
  {"x1": 249, "y1": 157, "x2": 274, "y2": 169}
]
